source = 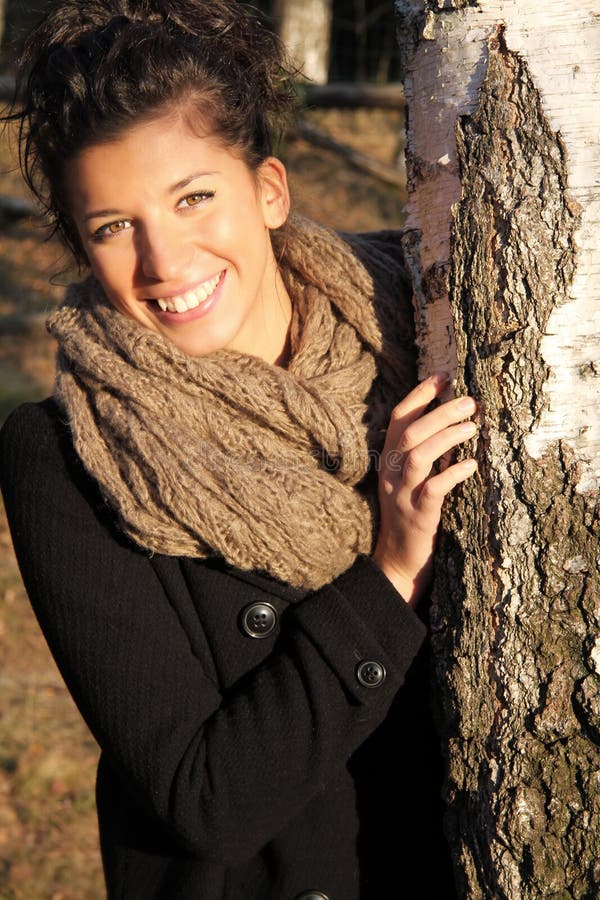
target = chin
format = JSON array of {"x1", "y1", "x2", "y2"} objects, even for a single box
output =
[{"x1": 162, "y1": 324, "x2": 238, "y2": 358}]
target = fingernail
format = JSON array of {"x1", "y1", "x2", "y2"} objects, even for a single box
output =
[
  {"x1": 458, "y1": 396, "x2": 476, "y2": 412},
  {"x1": 433, "y1": 371, "x2": 451, "y2": 385},
  {"x1": 461, "y1": 421, "x2": 477, "y2": 435},
  {"x1": 463, "y1": 459, "x2": 477, "y2": 472}
]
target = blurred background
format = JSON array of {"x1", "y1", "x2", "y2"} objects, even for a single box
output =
[
  {"x1": 0, "y1": 2, "x2": 407, "y2": 896},
  {"x1": 1, "y1": 0, "x2": 406, "y2": 83}
]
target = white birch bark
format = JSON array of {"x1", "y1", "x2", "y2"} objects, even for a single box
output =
[
  {"x1": 275, "y1": 0, "x2": 332, "y2": 84},
  {"x1": 398, "y1": 0, "x2": 599, "y2": 491},
  {"x1": 395, "y1": 2, "x2": 600, "y2": 896}
]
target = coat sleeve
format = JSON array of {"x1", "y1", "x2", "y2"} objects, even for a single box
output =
[{"x1": 0, "y1": 400, "x2": 427, "y2": 867}]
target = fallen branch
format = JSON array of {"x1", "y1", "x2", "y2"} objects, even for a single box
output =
[
  {"x1": 289, "y1": 121, "x2": 405, "y2": 187},
  {"x1": 300, "y1": 81, "x2": 405, "y2": 109},
  {"x1": 0, "y1": 194, "x2": 38, "y2": 221}
]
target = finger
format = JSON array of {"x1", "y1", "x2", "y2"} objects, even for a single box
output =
[
  {"x1": 395, "y1": 394, "x2": 477, "y2": 455},
  {"x1": 417, "y1": 458, "x2": 478, "y2": 514},
  {"x1": 385, "y1": 372, "x2": 451, "y2": 441},
  {"x1": 395, "y1": 420, "x2": 478, "y2": 490}
]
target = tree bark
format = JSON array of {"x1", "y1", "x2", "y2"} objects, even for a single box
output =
[
  {"x1": 274, "y1": 0, "x2": 332, "y2": 84},
  {"x1": 395, "y1": 2, "x2": 600, "y2": 896}
]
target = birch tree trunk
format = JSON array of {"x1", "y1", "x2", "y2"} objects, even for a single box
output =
[
  {"x1": 395, "y1": 2, "x2": 600, "y2": 896},
  {"x1": 274, "y1": 0, "x2": 332, "y2": 84}
]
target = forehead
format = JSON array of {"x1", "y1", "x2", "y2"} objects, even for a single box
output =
[
  {"x1": 65, "y1": 112, "x2": 249, "y2": 212},
  {"x1": 73, "y1": 109, "x2": 230, "y2": 173}
]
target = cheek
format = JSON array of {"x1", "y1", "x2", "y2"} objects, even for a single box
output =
[
  {"x1": 205, "y1": 200, "x2": 265, "y2": 264},
  {"x1": 88, "y1": 248, "x2": 132, "y2": 293}
]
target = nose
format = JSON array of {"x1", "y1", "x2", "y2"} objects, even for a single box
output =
[{"x1": 137, "y1": 222, "x2": 195, "y2": 283}]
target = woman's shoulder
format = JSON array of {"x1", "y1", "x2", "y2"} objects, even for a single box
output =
[
  {"x1": 0, "y1": 397, "x2": 93, "y2": 510},
  {"x1": 1, "y1": 397, "x2": 69, "y2": 476},
  {"x1": 1, "y1": 397, "x2": 133, "y2": 572},
  {"x1": 2, "y1": 395, "x2": 63, "y2": 433}
]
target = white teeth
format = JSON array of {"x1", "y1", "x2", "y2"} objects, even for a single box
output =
[
  {"x1": 183, "y1": 289, "x2": 198, "y2": 308},
  {"x1": 156, "y1": 272, "x2": 222, "y2": 314}
]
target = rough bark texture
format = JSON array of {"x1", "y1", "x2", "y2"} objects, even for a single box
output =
[
  {"x1": 396, "y1": 0, "x2": 478, "y2": 73},
  {"x1": 396, "y1": 5, "x2": 600, "y2": 897},
  {"x1": 433, "y1": 29, "x2": 600, "y2": 899}
]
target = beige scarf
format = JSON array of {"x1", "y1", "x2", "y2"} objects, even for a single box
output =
[{"x1": 47, "y1": 214, "x2": 415, "y2": 589}]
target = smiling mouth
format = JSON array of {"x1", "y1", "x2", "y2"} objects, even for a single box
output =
[{"x1": 153, "y1": 271, "x2": 224, "y2": 313}]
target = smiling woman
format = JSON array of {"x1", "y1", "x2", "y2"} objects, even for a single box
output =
[
  {"x1": 0, "y1": 1, "x2": 477, "y2": 898},
  {"x1": 68, "y1": 116, "x2": 292, "y2": 360}
]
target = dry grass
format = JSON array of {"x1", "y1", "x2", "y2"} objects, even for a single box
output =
[{"x1": 0, "y1": 105, "x2": 406, "y2": 898}]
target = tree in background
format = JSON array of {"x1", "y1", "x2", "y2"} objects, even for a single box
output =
[
  {"x1": 273, "y1": 0, "x2": 333, "y2": 83},
  {"x1": 396, "y1": 1, "x2": 599, "y2": 895},
  {"x1": 272, "y1": 0, "x2": 404, "y2": 84}
]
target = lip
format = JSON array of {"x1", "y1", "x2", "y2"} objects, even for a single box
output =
[{"x1": 147, "y1": 270, "x2": 226, "y2": 324}]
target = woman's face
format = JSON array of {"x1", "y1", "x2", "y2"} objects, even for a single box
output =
[{"x1": 66, "y1": 110, "x2": 292, "y2": 363}]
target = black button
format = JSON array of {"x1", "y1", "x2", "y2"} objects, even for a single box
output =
[
  {"x1": 356, "y1": 660, "x2": 386, "y2": 688},
  {"x1": 240, "y1": 602, "x2": 278, "y2": 639},
  {"x1": 294, "y1": 892, "x2": 330, "y2": 900}
]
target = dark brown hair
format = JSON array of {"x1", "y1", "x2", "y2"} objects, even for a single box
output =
[{"x1": 7, "y1": 0, "x2": 296, "y2": 263}]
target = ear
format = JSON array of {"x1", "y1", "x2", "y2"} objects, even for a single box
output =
[{"x1": 257, "y1": 157, "x2": 290, "y2": 229}]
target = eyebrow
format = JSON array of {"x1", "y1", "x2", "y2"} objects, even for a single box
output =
[
  {"x1": 169, "y1": 171, "x2": 220, "y2": 193},
  {"x1": 82, "y1": 171, "x2": 220, "y2": 222}
]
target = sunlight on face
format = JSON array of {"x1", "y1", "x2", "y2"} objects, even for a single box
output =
[{"x1": 66, "y1": 110, "x2": 292, "y2": 363}]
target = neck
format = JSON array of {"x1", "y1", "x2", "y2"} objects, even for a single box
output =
[{"x1": 260, "y1": 262, "x2": 293, "y2": 367}]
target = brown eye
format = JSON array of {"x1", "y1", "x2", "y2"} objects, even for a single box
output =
[
  {"x1": 92, "y1": 219, "x2": 132, "y2": 241},
  {"x1": 178, "y1": 190, "x2": 215, "y2": 210}
]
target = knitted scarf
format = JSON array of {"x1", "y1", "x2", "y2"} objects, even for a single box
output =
[{"x1": 47, "y1": 214, "x2": 415, "y2": 590}]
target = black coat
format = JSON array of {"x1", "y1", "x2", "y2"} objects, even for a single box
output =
[{"x1": 0, "y1": 399, "x2": 456, "y2": 899}]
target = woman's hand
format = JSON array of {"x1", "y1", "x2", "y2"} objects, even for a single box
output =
[{"x1": 371, "y1": 371, "x2": 478, "y2": 606}]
